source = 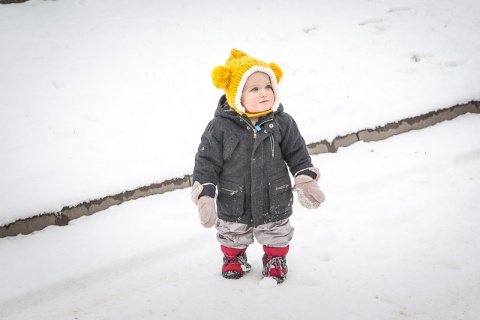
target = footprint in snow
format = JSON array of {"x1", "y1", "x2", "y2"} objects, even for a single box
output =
[{"x1": 358, "y1": 19, "x2": 390, "y2": 32}]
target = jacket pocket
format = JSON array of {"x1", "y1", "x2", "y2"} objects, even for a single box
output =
[
  {"x1": 268, "y1": 175, "x2": 293, "y2": 215},
  {"x1": 217, "y1": 179, "x2": 245, "y2": 218}
]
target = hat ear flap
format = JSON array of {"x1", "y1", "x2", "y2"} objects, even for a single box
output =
[
  {"x1": 212, "y1": 65, "x2": 231, "y2": 89},
  {"x1": 268, "y1": 62, "x2": 283, "y2": 83}
]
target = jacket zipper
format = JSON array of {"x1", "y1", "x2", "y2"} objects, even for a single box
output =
[
  {"x1": 275, "y1": 184, "x2": 289, "y2": 191},
  {"x1": 240, "y1": 117, "x2": 257, "y2": 139},
  {"x1": 240, "y1": 117, "x2": 274, "y2": 156},
  {"x1": 262, "y1": 118, "x2": 275, "y2": 157},
  {"x1": 221, "y1": 187, "x2": 239, "y2": 196},
  {"x1": 270, "y1": 135, "x2": 274, "y2": 157}
]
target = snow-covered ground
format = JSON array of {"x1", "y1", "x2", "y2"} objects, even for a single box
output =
[
  {"x1": 1, "y1": 113, "x2": 479, "y2": 319},
  {"x1": 1, "y1": 0, "x2": 480, "y2": 318},
  {"x1": 1, "y1": 0, "x2": 480, "y2": 225}
]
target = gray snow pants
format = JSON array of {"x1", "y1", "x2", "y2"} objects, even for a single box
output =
[{"x1": 215, "y1": 218, "x2": 294, "y2": 249}]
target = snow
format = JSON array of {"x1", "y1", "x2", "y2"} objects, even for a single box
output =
[
  {"x1": 259, "y1": 276, "x2": 279, "y2": 289},
  {"x1": 0, "y1": 0, "x2": 479, "y2": 318},
  {"x1": 1, "y1": 114, "x2": 479, "y2": 319},
  {"x1": 1, "y1": 0, "x2": 480, "y2": 225}
]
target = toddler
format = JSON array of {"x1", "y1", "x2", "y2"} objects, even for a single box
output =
[{"x1": 191, "y1": 48, "x2": 325, "y2": 284}]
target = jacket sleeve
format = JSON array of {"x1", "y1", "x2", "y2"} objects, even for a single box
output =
[
  {"x1": 192, "y1": 120, "x2": 223, "y2": 198},
  {"x1": 277, "y1": 112, "x2": 314, "y2": 177}
]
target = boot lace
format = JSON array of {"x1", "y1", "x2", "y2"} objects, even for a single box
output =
[
  {"x1": 237, "y1": 253, "x2": 247, "y2": 266},
  {"x1": 224, "y1": 252, "x2": 250, "y2": 268},
  {"x1": 263, "y1": 256, "x2": 287, "y2": 278},
  {"x1": 223, "y1": 255, "x2": 239, "y2": 266}
]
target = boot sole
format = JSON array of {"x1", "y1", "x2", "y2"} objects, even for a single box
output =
[
  {"x1": 222, "y1": 271, "x2": 244, "y2": 279},
  {"x1": 272, "y1": 276, "x2": 286, "y2": 284}
]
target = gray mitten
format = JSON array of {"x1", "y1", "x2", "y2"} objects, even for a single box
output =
[
  {"x1": 197, "y1": 196, "x2": 216, "y2": 228},
  {"x1": 191, "y1": 181, "x2": 217, "y2": 228},
  {"x1": 191, "y1": 181, "x2": 203, "y2": 205},
  {"x1": 293, "y1": 167, "x2": 326, "y2": 209}
]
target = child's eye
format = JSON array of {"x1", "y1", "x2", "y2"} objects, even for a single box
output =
[
  {"x1": 266, "y1": 85, "x2": 272, "y2": 90},
  {"x1": 250, "y1": 87, "x2": 258, "y2": 92}
]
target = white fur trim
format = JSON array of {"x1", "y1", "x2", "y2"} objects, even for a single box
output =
[{"x1": 234, "y1": 66, "x2": 281, "y2": 114}]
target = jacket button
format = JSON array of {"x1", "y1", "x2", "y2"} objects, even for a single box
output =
[{"x1": 269, "y1": 124, "x2": 274, "y2": 128}]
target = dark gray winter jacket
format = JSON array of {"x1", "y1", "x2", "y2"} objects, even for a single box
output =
[{"x1": 193, "y1": 95, "x2": 314, "y2": 227}]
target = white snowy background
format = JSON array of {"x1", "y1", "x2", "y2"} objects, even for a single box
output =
[{"x1": 0, "y1": 0, "x2": 479, "y2": 319}]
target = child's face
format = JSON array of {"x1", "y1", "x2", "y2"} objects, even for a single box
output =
[{"x1": 241, "y1": 72, "x2": 275, "y2": 114}]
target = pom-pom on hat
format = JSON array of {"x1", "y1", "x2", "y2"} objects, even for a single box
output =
[{"x1": 212, "y1": 48, "x2": 283, "y2": 117}]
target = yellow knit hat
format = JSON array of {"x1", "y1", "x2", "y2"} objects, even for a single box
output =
[{"x1": 212, "y1": 48, "x2": 283, "y2": 117}]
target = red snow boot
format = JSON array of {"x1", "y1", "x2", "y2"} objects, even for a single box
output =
[
  {"x1": 262, "y1": 245, "x2": 289, "y2": 284},
  {"x1": 221, "y1": 245, "x2": 252, "y2": 279}
]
